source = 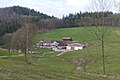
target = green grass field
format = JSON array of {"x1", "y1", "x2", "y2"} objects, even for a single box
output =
[
  {"x1": 0, "y1": 56, "x2": 116, "y2": 80},
  {"x1": 33, "y1": 27, "x2": 115, "y2": 42},
  {"x1": 0, "y1": 50, "x2": 19, "y2": 56},
  {"x1": 0, "y1": 27, "x2": 120, "y2": 80}
]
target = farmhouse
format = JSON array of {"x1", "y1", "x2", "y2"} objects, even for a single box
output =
[
  {"x1": 40, "y1": 39, "x2": 59, "y2": 48},
  {"x1": 58, "y1": 41, "x2": 67, "y2": 49},
  {"x1": 66, "y1": 43, "x2": 85, "y2": 51},
  {"x1": 37, "y1": 37, "x2": 85, "y2": 52}
]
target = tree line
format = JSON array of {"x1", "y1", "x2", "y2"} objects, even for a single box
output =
[
  {"x1": 0, "y1": 19, "x2": 21, "y2": 40},
  {"x1": 36, "y1": 11, "x2": 120, "y2": 30},
  {"x1": 1, "y1": 19, "x2": 38, "y2": 64},
  {"x1": 1, "y1": 6, "x2": 120, "y2": 39},
  {"x1": 0, "y1": 6, "x2": 55, "y2": 44}
]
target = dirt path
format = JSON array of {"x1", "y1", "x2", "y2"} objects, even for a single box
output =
[
  {"x1": 56, "y1": 52, "x2": 65, "y2": 56},
  {"x1": 0, "y1": 54, "x2": 24, "y2": 58}
]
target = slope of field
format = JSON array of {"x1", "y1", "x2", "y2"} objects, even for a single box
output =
[
  {"x1": 34, "y1": 27, "x2": 114, "y2": 42},
  {"x1": 33, "y1": 27, "x2": 120, "y2": 79},
  {"x1": 0, "y1": 27, "x2": 120, "y2": 80},
  {"x1": 0, "y1": 50, "x2": 19, "y2": 56},
  {"x1": 0, "y1": 55, "x2": 116, "y2": 80}
]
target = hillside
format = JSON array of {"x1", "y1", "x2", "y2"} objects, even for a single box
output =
[
  {"x1": 34, "y1": 27, "x2": 114, "y2": 42},
  {"x1": 33, "y1": 27, "x2": 120, "y2": 78},
  {"x1": 0, "y1": 6, "x2": 53, "y2": 21},
  {"x1": 0, "y1": 6, "x2": 55, "y2": 39},
  {"x1": 0, "y1": 27, "x2": 120, "y2": 80}
]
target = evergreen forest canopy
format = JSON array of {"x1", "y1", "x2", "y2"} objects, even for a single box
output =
[{"x1": 0, "y1": 6, "x2": 54, "y2": 39}]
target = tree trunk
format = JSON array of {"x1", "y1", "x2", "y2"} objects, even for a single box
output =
[
  {"x1": 83, "y1": 51, "x2": 87, "y2": 72},
  {"x1": 24, "y1": 47, "x2": 28, "y2": 63},
  {"x1": 8, "y1": 45, "x2": 11, "y2": 52},
  {"x1": 101, "y1": 40, "x2": 105, "y2": 74}
]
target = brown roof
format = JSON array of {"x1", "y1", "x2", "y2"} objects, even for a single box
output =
[
  {"x1": 43, "y1": 39, "x2": 53, "y2": 43},
  {"x1": 58, "y1": 41, "x2": 67, "y2": 46}
]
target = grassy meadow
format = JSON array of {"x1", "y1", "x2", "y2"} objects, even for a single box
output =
[
  {"x1": 0, "y1": 27, "x2": 120, "y2": 80},
  {"x1": 0, "y1": 50, "x2": 19, "y2": 56},
  {"x1": 33, "y1": 27, "x2": 115, "y2": 42}
]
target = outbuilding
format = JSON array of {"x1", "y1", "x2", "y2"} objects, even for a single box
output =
[
  {"x1": 66, "y1": 43, "x2": 85, "y2": 50},
  {"x1": 62, "y1": 37, "x2": 72, "y2": 41}
]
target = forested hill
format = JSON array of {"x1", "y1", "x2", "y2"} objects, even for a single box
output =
[
  {"x1": 0, "y1": 6, "x2": 53, "y2": 21},
  {"x1": 0, "y1": 6, "x2": 54, "y2": 39}
]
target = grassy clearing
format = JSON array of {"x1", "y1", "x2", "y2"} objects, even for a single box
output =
[
  {"x1": 0, "y1": 50, "x2": 19, "y2": 56},
  {"x1": 31, "y1": 47, "x2": 60, "y2": 57},
  {"x1": 0, "y1": 27, "x2": 120, "y2": 80},
  {"x1": 33, "y1": 27, "x2": 120, "y2": 79},
  {"x1": 33, "y1": 27, "x2": 95, "y2": 42},
  {"x1": 0, "y1": 55, "x2": 116, "y2": 80},
  {"x1": 33, "y1": 27, "x2": 115, "y2": 43},
  {"x1": 58, "y1": 38, "x2": 120, "y2": 74}
]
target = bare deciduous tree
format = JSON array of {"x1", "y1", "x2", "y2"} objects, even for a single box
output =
[
  {"x1": 85, "y1": 0, "x2": 113, "y2": 74},
  {"x1": 11, "y1": 22, "x2": 37, "y2": 63}
]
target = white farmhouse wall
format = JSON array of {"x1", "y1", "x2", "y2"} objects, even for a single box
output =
[
  {"x1": 66, "y1": 46, "x2": 83, "y2": 50},
  {"x1": 66, "y1": 46, "x2": 71, "y2": 50},
  {"x1": 74, "y1": 46, "x2": 83, "y2": 50}
]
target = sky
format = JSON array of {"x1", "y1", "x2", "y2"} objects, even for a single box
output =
[{"x1": 0, "y1": 0, "x2": 90, "y2": 18}]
